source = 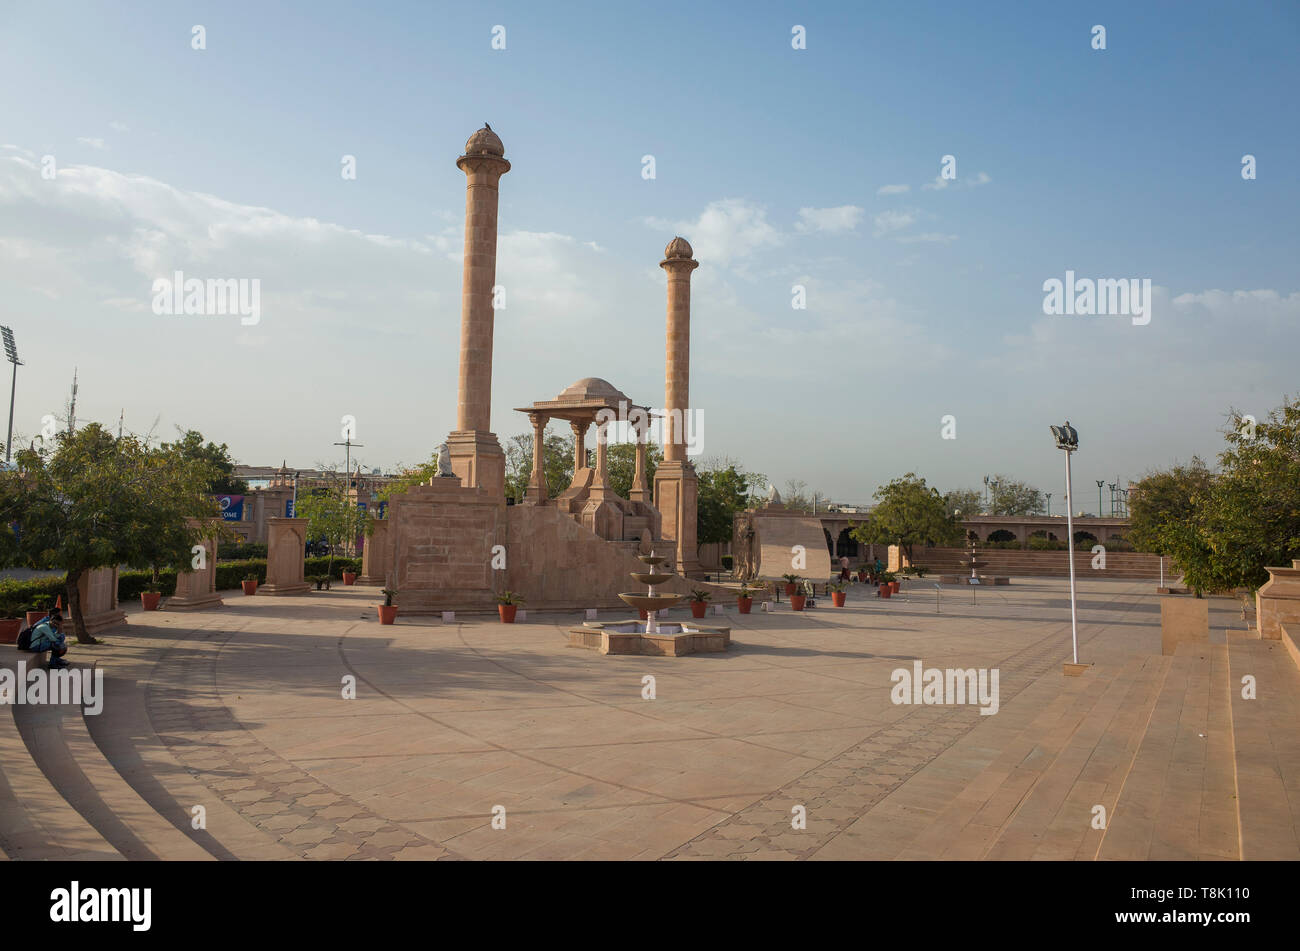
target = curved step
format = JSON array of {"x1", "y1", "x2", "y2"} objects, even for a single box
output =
[
  {"x1": 0, "y1": 660, "x2": 123, "y2": 860},
  {"x1": 59, "y1": 670, "x2": 212, "y2": 861},
  {"x1": 84, "y1": 668, "x2": 295, "y2": 860}
]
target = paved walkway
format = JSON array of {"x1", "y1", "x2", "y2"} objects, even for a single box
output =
[{"x1": 2, "y1": 578, "x2": 1296, "y2": 860}]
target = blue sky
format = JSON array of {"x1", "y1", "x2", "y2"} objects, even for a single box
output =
[{"x1": 1, "y1": 0, "x2": 1296, "y2": 507}]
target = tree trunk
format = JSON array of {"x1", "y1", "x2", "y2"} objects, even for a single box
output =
[{"x1": 65, "y1": 567, "x2": 98, "y2": 645}]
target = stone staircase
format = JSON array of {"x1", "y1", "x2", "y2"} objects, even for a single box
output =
[
  {"x1": 823, "y1": 633, "x2": 1298, "y2": 860},
  {"x1": 0, "y1": 650, "x2": 293, "y2": 861},
  {"x1": 917, "y1": 548, "x2": 1167, "y2": 581}
]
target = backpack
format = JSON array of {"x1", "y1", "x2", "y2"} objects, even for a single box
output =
[{"x1": 16, "y1": 624, "x2": 34, "y2": 651}]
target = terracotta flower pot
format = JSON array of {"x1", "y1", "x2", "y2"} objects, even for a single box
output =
[
  {"x1": 858, "y1": 572, "x2": 869, "y2": 583},
  {"x1": 141, "y1": 592, "x2": 162, "y2": 611},
  {"x1": 343, "y1": 572, "x2": 357, "y2": 586},
  {"x1": 690, "y1": 601, "x2": 708, "y2": 618},
  {"x1": 737, "y1": 597, "x2": 753, "y2": 614},
  {"x1": 498, "y1": 603, "x2": 518, "y2": 623},
  {"x1": 879, "y1": 585, "x2": 891, "y2": 599},
  {"x1": 637, "y1": 608, "x2": 649, "y2": 620},
  {"x1": 26, "y1": 611, "x2": 46, "y2": 627},
  {"x1": 890, "y1": 581, "x2": 900, "y2": 595},
  {"x1": 790, "y1": 594, "x2": 807, "y2": 611},
  {"x1": 0, "y1": 618, "x2": 21, "y2": 644},
  {"x1": 832, "y1": 591, "x2": 847, "y2": 607},
  {"x1": 242, "y1": 580, "x2": 258, "y2": 595},
  {"x1": 378, "y1": 604, "x2": 397, "y2": 625},
  {"x1": 784, "y1": 583, "x2": 797, "y2": 596}
]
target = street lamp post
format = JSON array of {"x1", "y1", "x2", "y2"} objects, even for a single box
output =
[
  {"x1": 1108, "y1": 482, "x2": 1117, "y2": 517},
  {"x1": 1, "y1": 326, "x2": 21, "y2": 464},
  {"x1": 1045, "y1": 492, "x2": 1052, "y2": 517},
  {"x1": 1095, "y1": 480, "x2": 1105, "y2": 518},
  {"x1": 1052, "y1": 422, "x2": 1082, "y2": 668}
]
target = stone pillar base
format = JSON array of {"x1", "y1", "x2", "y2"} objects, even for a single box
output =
[
  {"x1": 260, "y1": 582, "x2": 310, "y2": 596},
  {"x1": 654, "y1": 461, "x2": 702, "y2": 577},
  {"x1": 446, "y1": 430, "x2": 506, "y2": 500},
  {"x1": 80, "y1": 609, "x2": 127, "y2": 637},
  {"x1": 166, "y1": 593, "x2": 224, "y2": 611}
]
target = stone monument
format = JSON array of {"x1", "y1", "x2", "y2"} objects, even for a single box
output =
[
  {"x1": 652, "y1": 237, "x2": 702, "y2": 577},
  {"x1": 261, "y1": 517, "x2": 310, "y2": 595},
  {"x1": 445, "y1": 126, "x2": 509, "y2": 498},
  {"x1": 167, "y1": 519, "x2": 224, "y2": 611}
]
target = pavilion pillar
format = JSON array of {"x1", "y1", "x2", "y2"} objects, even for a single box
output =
[
  {"x1": 629, "y1": 423, "x2": 650, "y2": 503},
  {"x1": 571, "y1": 420, "x2": 588, "y2": 473},
  {"x1": 525, "y1": 412, "x2": 548, "y2": 503},
  {"x1": 589, "y1": 417, "x2": 615, "y2": 500}
]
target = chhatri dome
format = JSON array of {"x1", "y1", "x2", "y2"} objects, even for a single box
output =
[
  {"x1": 556, "y1": 377, "x2": 629, "y2": 403},
  {"x1": 463, "y1": 124, "x2": 505, "y2": 157},
  {"x1": 664, "y1": 236, "x2": 694, "y2": 259}
]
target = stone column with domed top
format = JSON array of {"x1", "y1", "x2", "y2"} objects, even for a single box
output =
[{"x1": 653, "y1": 237, "x2": 702, "y2": 577}]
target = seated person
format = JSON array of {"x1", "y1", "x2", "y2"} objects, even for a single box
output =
[{"x1": 29, "y1": 608, "x2": 70, "y2": 670}]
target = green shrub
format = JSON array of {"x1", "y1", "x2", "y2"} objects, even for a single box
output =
[
  {"x1": 217, "y1": 542, "x2": 267, "y2": 561},
  {"x1": 0, "y1": 577, "x2": 69, "y2": 617}
]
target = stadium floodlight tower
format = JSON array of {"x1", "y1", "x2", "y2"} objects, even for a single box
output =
[
  {"x1": 1051, "y1": 421, "x2": 1081, "y2": 668},
  {"x1": 2, "y1": 326, "x2": 21, "y2": 465}
]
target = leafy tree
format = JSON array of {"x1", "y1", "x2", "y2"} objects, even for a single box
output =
[
  {"x1": 697, "y1": 459, "x2": 766, "y2": 545},
  {"x1": 293, "y1": 473, "x2": 368, "y2": 573},
  {"x1": 943, "y1": 489, "x2": 984, "y2": 519},
  {"x1": 503, "y1": 431, "x2": 576, "y2": 502},
  {"x1": 378, "y1": 453, "x2": 444, "y2": 505},
  {"x1": 0, "y1": 424, "x2": 218, "y2": 643},
  {"x1": 850, "y1": 473, "x2": 962, "y2": 564},
  {"x1": 607, "y1": 440, "x2": 660, "y2": 498},
  {"x1": 986, "y1": 475, "x2": 1045, "y2": 516},
  {"x1": 1129, "y1": 398, "x2": 1300, "y2": 598},
  {"x1": 162, "y1": 428, "x2": 248, "y2": 495}
]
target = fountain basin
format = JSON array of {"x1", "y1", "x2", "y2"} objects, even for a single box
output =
[
  {"x1": 569, "y1": 619, "x2": 731, "y2": 656},
  {"x1": 628, "y1": 572, "x2": 676, "y2": 588},
  {"x1": 618, "y1": 592, "x2": 686, "y2": 613},
  {"x1": 637, "y1": 554, "x2": 668, "y2": 566}
]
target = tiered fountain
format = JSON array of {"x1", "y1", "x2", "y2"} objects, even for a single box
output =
[
  {"x1": 619, "y1": 552, "x2": 686, "y2": 633},
  {"x1": 567, "y1": 551, "x2": 732, "y2": 656}
]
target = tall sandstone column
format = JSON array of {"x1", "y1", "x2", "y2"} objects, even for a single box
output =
[
  {"x1": 653, "y1": 237, "x2": 701, "y2": 577},
  {"x1": 446, "y1": 125, "x2": 510, "y2": 499}
]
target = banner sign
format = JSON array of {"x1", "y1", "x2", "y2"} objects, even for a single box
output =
[
  {"x1": 216, "y1": 495, "x2": 244, "y2": 521},
  {"x1": 285, "y1": 499, "x2": 295, "y2": 518}
]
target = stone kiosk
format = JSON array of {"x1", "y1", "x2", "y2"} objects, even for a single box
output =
[
  {"x1": 167, "y1": 519, "x2": 224, "y2": 611},
  {"x1": 358, "y1": 519, "x2": 390, "y2": 586},
  {"x1": 261, "y1": 517, "x2": 310, "y2": 596}
]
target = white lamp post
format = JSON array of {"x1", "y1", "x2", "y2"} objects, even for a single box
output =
[{"x1": 1051, "y1": 421, "x2": 1081, "y2": 669}]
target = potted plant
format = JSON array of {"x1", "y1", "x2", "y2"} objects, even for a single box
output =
[
  {"x1": 141, "y1": 584, "x2": 162, "y2": 611},
  {"x1": 781, "y1": 573, "x2": 800, "y2": 597},
  {"x1": 736, "y1": 584, "x2": 754, "y2": 614},
  {"x1": 689, "y1": 588, "x2": 711, "y2": 618},
  {"x1": 857, "y1": 564, "x2": 870, "y2": 583},
  {"x1": 0, "y1": 592, "x2": 22, "y2": 644},
  {"x1": 830, "y1": 581, "x2": 847, "y2": 607},
  {"x1": 378, "y1": 588, "x2": 398, "y2": 625},
  {"x1": 790, "y1": 583, "x2": 807, "y2": 611},
  {"x1": 877, "y1": 570, "x2": 894, "y2": 598},
  {"x1": 241, "y1": 573, "x2": 258, "y2": 596},
  {"x1": 27, "y1": 595, "x2": 53, "y2": 628},
  {"x1": 497, "y1": 590, "x2": 524, "y2": 623},
  {"x1": 342, "y1": 567, "x2": 358, "y2": 586}
]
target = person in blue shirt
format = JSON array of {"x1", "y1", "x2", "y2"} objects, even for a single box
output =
[{"x1": 29, "y1": 607, "x2": 70, "y2": 670}]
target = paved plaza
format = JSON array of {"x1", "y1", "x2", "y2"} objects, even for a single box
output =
[{"x1": 2, "y1": 578, "x2": 1298, "y2": 861}]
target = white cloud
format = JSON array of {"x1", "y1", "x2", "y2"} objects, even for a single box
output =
[
  {"x1": 923, "y1": 170, "x2": 990, "y2": 191},
  {"x1": 76, "y1": 137, "x2": 108, "y2": 151},
  {"x1": 795, "y1": 205, "x2": 863, "y2": 234},
  {"x1": 108, "y1": 121, "x2": 129, "y2": 133},
  {"x1": 876, "y1": 184, "x2": 910, "y2": 195},
  {"x1": 645, "y1": 198, "x2": 780, "y2": 267},
  {"x1": 872, "y1": 209, "x2": 915, "y2": 236},
  {"x1": 897, "y1": 232, "x2": 958, "y2": 244}
]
